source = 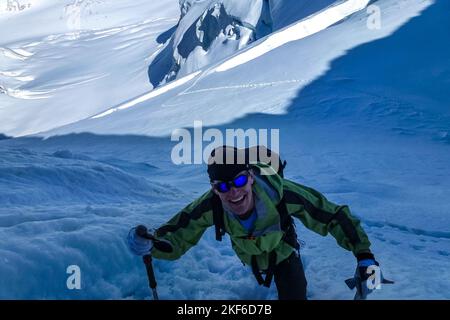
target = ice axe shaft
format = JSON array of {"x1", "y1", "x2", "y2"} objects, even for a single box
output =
[
  {"x1": 136, "y1": 225, "x2": 159, "y2": 300},
  {"x1": 143, "y1": 254, "x2": 159, "y2": 300}
]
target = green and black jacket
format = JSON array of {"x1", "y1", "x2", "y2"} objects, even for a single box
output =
[{"x1": 152, "y1": 164, "x2": 371, "y2": 270}]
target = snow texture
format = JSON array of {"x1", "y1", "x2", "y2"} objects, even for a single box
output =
[{"x1": 0, "y1": 0, "x2": 449, "y2": 299}]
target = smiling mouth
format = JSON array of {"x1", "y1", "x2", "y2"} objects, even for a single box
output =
[{"x1": 229, "y1": 194, "x2": 246, "y2": 205}]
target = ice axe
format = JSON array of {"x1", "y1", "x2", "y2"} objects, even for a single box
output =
[{"x1": 135, "y1": 225, "x2": 173, "y2": 300}]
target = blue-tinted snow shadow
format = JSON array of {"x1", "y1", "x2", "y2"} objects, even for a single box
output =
[
  {"x1": 147, "y1": 19, "x2": 181, "y2": 88},
  {"x1": 272, "y1": 0, "x2": 336, "y2": 31},
  {"x1": 148, "y1": 23, "x2": 179, "y2": 87},
  {"x1": 212, "y1": 0, "x2": 450, "y2": 143},
  {"x1": 156, "y1": 24, "x2": 178, "y2": 44},
  {"x1": 148, "y1": 37, "x2": 175, "y2": 88},
  {"x1": 0, "y1": 133, "x2": 12, "y2": 140}
]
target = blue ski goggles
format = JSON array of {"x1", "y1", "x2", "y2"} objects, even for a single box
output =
[{"x1": 212, "y1": 172, "x2": 249, "y2": 193}]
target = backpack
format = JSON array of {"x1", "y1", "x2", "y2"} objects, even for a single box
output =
[{"x1": 210, "y1": 146, "x2": 299, "y2": 287}]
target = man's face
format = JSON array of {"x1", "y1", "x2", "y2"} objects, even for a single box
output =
[{"x1": 212, "y1": 172, "x2": 255, "y2": 216}]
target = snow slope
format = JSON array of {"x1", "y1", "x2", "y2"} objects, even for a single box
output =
[
  {"x1": 0, "y1": 0, "x2": 449, "y2": 299},
  {"x1": 46, "y1": 0, "x2": 440, "y2": 137},
  {"x1": 0, "y1": 0, "x2": 373, "y2": 137},
  {"x1": 0, "y1": 0, "x2": 180, "y2": 136}
]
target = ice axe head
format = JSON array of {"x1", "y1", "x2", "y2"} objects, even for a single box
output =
[
  {"x1": 136, "y1": 225, "x2": 150, "y2": 238},
  {"x1": 135, "y1": 225, "x2": 173, "y2": 253}
]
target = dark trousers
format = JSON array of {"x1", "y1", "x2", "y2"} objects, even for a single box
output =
[{"x1": 273, "y1": 252, "x2": 307, "y2": 300}]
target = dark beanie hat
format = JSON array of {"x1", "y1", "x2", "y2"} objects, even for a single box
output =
[{"x1": 207, "y1": 146, "x2": 249, "y2": 182}]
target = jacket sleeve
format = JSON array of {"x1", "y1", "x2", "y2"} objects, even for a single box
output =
[
  {"x1": 282, "y1": 179, "x2": 372, "y2": 256},
  {"x1": 150, "y1": 191, "x2": 215, "y2": 260}
]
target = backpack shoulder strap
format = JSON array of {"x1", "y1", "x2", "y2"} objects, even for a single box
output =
[
  {"x1": 279, "y1": 159, "x2": 287, "y2": 178},
  {"x1": 251, "y1": 251, "x2": 277, "y2": 288},
  {"x1": 211, "y1": 194, "x2": 226, "y2": 241},
  {"x1": 276, "y1": 196, "x2": 300, "y2": 250}
]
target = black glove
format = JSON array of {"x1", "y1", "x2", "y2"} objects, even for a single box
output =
[
  {"x1": 356, "y1": 252, "x2": 379, "y2": 280},
  {"x1": 345, "y1": 253, "x2": 394, "y2": 300}
]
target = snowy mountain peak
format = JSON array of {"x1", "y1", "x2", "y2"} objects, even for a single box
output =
[{"x1": 150, "y1": 0, "x2": 273, "y2": 86}]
